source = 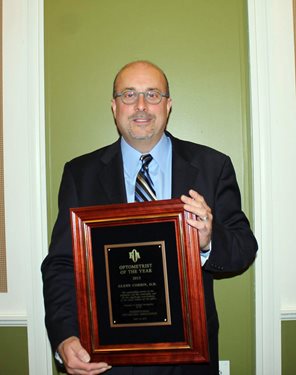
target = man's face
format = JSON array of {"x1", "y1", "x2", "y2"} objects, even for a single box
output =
[{"x1": 111, "y1": 63, "x2": 172, "y2": 152}]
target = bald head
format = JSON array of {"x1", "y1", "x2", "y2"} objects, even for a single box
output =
[{"x1": 113, "y1": 61, "x2": 170, "y2": 98}]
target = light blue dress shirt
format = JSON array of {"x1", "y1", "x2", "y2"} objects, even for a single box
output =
[{"x1": 121, "y1": 134, "x2": 172, "y2": 202}]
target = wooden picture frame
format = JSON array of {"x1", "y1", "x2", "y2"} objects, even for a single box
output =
[{"x1": 70, "y1": 198, "x2": 209, "y2": 365}]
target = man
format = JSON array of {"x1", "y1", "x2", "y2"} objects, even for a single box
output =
[{"x1": 41, "y1": 61, "x2": 258, "y2": 375}]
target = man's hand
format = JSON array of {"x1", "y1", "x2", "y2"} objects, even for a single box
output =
[
  {"x1": 181, "y1": 189, "x2": 212, "y2": 250},
  {"x1": 58, "y1": 336, "x2": 112, "y2": 375}
]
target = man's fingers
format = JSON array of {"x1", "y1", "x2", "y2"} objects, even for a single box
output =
[{"x1": 58, "y1": 336, "x2": 111, "y2": 374}]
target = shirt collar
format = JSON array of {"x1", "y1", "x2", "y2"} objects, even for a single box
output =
[{"x1": 120, "y1": 134, "x2": 171, "y2": 177}]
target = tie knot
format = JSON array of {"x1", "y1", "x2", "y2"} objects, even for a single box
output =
[{"x1": 140, "y1": 154, "x2": 153, "y2": 170}]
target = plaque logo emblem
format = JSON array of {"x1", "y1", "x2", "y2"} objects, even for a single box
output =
[{"x1": 129, "y1": 248, "x2": 141, "y2": 263}]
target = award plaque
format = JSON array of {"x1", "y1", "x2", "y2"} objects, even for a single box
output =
[{"x1": 70, "y1": 198, "x2": 209, "y2": 365}]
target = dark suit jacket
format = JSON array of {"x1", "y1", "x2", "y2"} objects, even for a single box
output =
[{"x1": 41, "y1": 132, "x2": 258, "y2": 375}]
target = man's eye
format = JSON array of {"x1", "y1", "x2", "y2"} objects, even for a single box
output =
[
  {"x1": 124, "y1": 91, "x2": 136, "y2": 98},
  {"x1": 147, "y1": 91, "x2": 159, "y2": 99}
]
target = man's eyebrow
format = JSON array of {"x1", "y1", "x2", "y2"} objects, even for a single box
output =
[
  {"x1": 121, "y1": 87, "x2": 136, "y2": 91},
  {"x1": 120, "y1": 87, "x2": 160, "y2": 91}
]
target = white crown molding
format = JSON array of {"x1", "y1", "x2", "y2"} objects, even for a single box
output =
[
  {"x1": 0, "y1": 315, "x2": 27, "y2": 327},
  {"x1": 281, "y1": 310, "x2": 296, "y2": 321}
]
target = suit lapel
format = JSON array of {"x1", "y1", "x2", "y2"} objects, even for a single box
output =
[
  {"x1": 170, "y1": 135, "x2": 200, "y2": 198},
  {"x1": 97, "y1": 140, "x2": 127, "y2": 204}
]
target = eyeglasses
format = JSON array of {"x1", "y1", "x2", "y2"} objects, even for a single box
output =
[{"x1": 114, "y1": 89, "x2": 170, "y2": 105}]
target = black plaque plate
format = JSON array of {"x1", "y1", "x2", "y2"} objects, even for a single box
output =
[{"x1": 105, "y1": 241, "x2": 171, "y2": 327}]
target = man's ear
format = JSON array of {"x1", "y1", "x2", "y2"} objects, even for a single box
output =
[
  {"x1": 166, "y1": 98, "x2": 172, "y2": 116},
  {"x1": 111, "y1": 99, "x2": 117, "y2": 119}
]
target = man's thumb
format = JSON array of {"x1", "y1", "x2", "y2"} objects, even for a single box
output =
[{"x1": 77, "y1": 347, "x2": 91, "y2": 363}]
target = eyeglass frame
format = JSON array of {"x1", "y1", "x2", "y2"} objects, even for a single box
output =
[{"x1": 113, "y1": 89, "x2": 170, "y2": 105}]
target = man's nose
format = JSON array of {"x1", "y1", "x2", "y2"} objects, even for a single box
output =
[{"x1": 134, "y1": 93, "x2": 147, "y2": 111}]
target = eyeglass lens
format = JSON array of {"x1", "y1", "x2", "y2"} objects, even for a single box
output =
[{"x1": 121, "y1": 90, "x2": 162, "y2": 104}]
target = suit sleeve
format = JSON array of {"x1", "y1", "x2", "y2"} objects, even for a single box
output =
[
  {"x1": 41, "y1": 163, "x2": 80, "y2": 353},
  {"x1": 204, "y1": 156, "x2": 258, "y2": 273}
]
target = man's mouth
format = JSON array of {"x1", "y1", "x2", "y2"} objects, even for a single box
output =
[{"x1": 129, "y1": 113, "x2": 155, "y2": 123}]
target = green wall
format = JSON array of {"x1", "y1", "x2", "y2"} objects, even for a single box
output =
[
  {"x1": 44, "y1": 0, "x2": 255, "y2": 374},
  {"x1": 0, "y1": 327, "x2": 29, "y2": 374}
]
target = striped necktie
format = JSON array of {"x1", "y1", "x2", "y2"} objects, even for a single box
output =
[{"x1": 135, "y1": 154, "x2": 157, "y2": 202}]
